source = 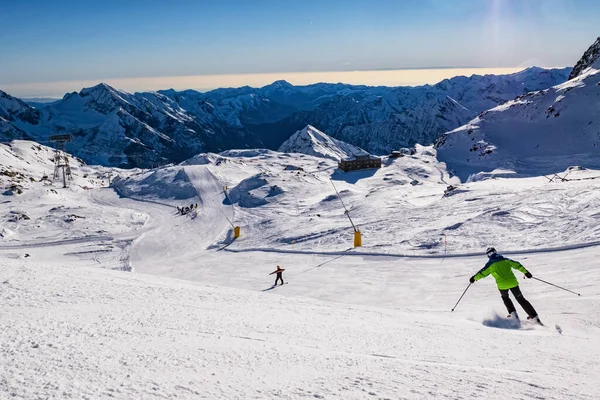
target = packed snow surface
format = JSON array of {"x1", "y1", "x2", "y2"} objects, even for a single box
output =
[{"x1": 2, "y1": 140, "x2": 600, "y2": 399}]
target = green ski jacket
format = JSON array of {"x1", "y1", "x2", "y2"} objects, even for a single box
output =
[{"x1": 473, "y1": 254, "x2": 529, "y2": 290}]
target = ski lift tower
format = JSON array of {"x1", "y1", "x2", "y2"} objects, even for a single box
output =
[{"x1": 50, "y1": 134, "x2": 73, "y2": 188}]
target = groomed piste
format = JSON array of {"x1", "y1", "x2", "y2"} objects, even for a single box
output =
[{"x1": 1, "y1": 134, "x2": 599, "y2": 399}]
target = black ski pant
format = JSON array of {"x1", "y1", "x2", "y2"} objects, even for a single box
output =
[
  {"x1": 275, "y1": 273, "x2": 284, "y2": 286},
  {"x1": 499, "y1": 286, "x2": 537, "y2": 318}
]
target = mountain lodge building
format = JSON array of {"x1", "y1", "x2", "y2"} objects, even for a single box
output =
[{"x1": 338, "y1": 155, "x2": 382, "y2": 172}]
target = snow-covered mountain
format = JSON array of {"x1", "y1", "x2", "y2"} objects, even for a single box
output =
[
  {"x1": 0, "y1": 67, "x2": 570, "y2": 167},
  {"x1": 0, "y1": 84, "x2": 265, "y2": 168},
  {"x1": 278, "y1": 125, "x2": 369, "y2": 161},
  {"x1": 0, "y1": 90, "x2": 40, "y2": 141},
  {"x1": 264, "y1": 67, "x2": 572, "y2": 154},
  {"x1": 0, "y1": 90, "x2": 40, "y2": 125},
  {"x1": 436, "y1": 38, "x2": 600, "y2": 180},
  {"x1": 0, "y1": 90, "x2": 39, "y2": 140}
]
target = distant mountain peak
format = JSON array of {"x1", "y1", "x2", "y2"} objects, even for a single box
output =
[
  {"x1": 569, "y1": 37, "x2": 600, "y2": 80},
  {"x1": 74, "y1": 82, "x2": 137, "y2": 114},
  {"x1": 80, "y1": 82, "x2": 121, "y2": 96},
  {"x1": 79, "y1": 83, "x2": 137, "y2": 105},
  {"x1": 521, "y1": 66, "x2": 544, "y2": 72},
  {"x1": 263, "y1": 80, "x2": 293, "y2": 89},
  {"x1": 278, "y1": 124, "x2": 369, "y2": 161}
]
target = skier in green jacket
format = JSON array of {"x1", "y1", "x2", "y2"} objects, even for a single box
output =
[{"x1": 470, "y1": 247, "x2": 541, "y2": 323}]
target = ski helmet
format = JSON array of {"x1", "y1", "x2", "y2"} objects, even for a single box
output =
[{"x1": 486, "y1": 247, "x2": 497, "y2": 257}]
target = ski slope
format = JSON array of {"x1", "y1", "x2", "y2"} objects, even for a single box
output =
[
  {"x1": 1, "y1": 141, "x2": 600, "y2": 399},
  {"x1": 2, "y1": 252, "x2": 599, "y2": 400},
  {"x1": 107, "y1": 146, "x2": 600, "y2": 257},
  {"x1": 105, "y1": 164, "x2": 234, "y2": 273}
]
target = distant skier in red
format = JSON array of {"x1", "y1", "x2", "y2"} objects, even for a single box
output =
[{"x1": 269, "y1": 265, "x2": 285, "y2": 286}]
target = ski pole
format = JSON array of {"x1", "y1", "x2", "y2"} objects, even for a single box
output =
[
  {"x1": 533, "y1": 277, "x2": 581, "y2": 296},
  {"x1": 451, "y1": 283, "x2": 472, "y2": 312}
]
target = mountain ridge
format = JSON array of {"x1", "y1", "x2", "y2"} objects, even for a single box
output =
[
  {"x1": 1, "y1": 67, "x2": 571, "y2": 167},
  {"x1": 569, "y1": 37, "x2": 600, "y2": 80},
  {"x1": 436, "y1": 38, "x2": 600, "y2": 180}
]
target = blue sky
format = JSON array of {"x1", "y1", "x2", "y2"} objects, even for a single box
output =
[{"x1": 0, "y1": 0, "x2": 599, "y2": 88}]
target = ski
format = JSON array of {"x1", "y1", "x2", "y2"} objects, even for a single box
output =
[
  {"x1": 262, "y1": 282, "x2": 288, "y2": 292},
  {"x1": 526, "y1": 316, "x2": 544, "y2": 326}
]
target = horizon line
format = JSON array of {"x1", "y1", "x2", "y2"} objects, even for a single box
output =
[{"x1": 3, "y1": 66, "x2": 569, "y2": 99}]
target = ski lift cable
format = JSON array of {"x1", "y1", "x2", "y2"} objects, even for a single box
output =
[
  {"x1": 329, "y1": 178, "x2": 358, "y2": 232},
  {"x1": 209, "y1": 198, "x2": 235, "y2": 229}
]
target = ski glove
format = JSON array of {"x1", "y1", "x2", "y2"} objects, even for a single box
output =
[
  {"x1": 525, "y1": 272, "x2": 533, "y2": 279},
  {"x1": 469, "y1": 276, "x2": 475, "y2": 283}
]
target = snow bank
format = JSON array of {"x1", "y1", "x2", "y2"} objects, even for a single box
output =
[{"x1": 112, "y1": 167, "x2": 198, "y2": 200}]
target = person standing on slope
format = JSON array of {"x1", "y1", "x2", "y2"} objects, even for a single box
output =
[
  {"x1": 270, "y1": 265, "x2": 285, "y2": 286},
  {"x1": 470, "y1": 247, "x2": 541, "y2": 323}
]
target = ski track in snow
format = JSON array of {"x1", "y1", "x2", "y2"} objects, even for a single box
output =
[{"x1": 0, "y1": 234, "x2": 114, "y2": 249}]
